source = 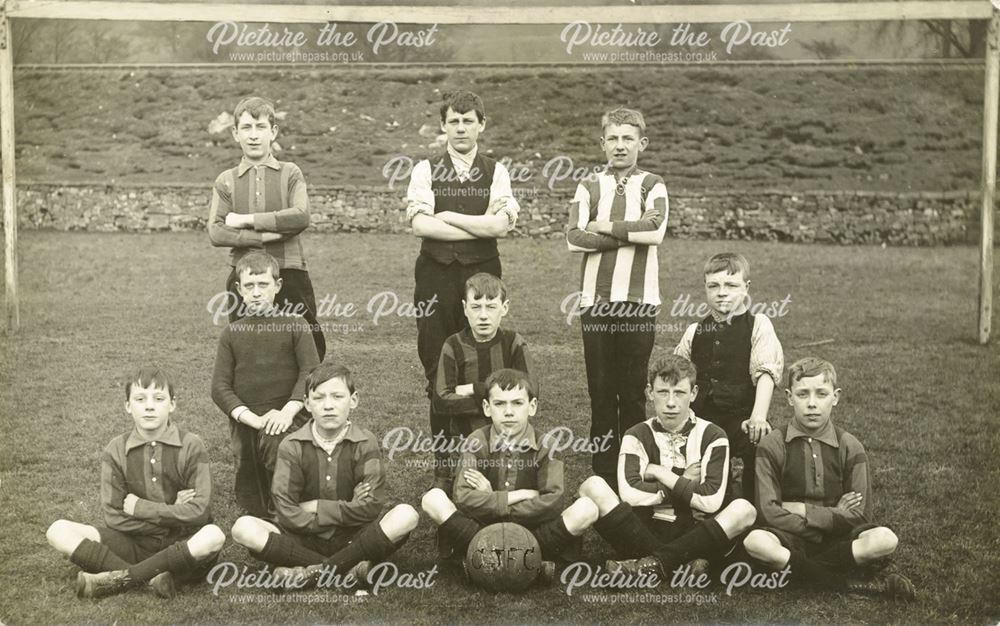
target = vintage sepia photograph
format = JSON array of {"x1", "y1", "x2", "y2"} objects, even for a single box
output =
[{"x1": 0, "y1": 0, "x2": 997, "y2": 623}]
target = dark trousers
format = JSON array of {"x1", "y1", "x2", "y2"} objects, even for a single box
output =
[
  {"x1": 230, "y1": 408, "x2": 310, "y2": 518},
  {"x1": 414, "y1": 254, "x2": 501, "y2": 478},
  {"x1": 581, "y1": 304, "x2": 657, "y2": 480},
  {"x1": 226, "y1": 267, "x2": 326, "y2": 361},
  {"x1": 705, "y1": 412, "x2": 756, "y2": 504}
]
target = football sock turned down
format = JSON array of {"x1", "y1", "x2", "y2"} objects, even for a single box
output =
[
  {"x1": 257, "y1": 533, "x2": 329, "y2": 567},
  {"x1": 127, "y1": 541, "x2": 197, "y2": 583},
  {"x1": 70, "y1": 539, "x2": 131, "y2": 573},
  {"x1": 439, "y1": 510, "x2": 482, "y2": 556},
  {"x1": 593, "y1": 503, "x2": 669, "y2": 559},
  {"x1": 652, "y1": 518, "x2": 731, "y2": 572},
  {"x1": 321, "y1": 522, "x2": 398, "y2": 572}
]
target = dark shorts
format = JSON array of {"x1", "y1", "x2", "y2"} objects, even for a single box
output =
[
  {"x1": 282, "y1": 528, "x2": 358, "y2": 558},
  {"x1": 762, "y1": 523, "x2": 878, "y2": 558},
  {"x1": 96, "y1": 526, "x2": 217, "y2": 581}
]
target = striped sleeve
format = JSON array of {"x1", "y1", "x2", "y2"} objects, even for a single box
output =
[
  {"x1": 610, "y1": 175, "x2": 669, "y2": 245},
  {"x1": 508, "y1": 447, "x2": 565, "y2": 524},
  {"x1": 566, "y1": 179, "x2": 622, "y2": 252},
  {"x1": 433, "y1": 336, "x2": 480, "y2": 417},
  {"x1": 618, "y1": 428, "x2": 665, "y2": 506},
  {"x1": 100, "y1": 438, "x2": 160, "y2": 534},
  {"x1": 208, "y1": 170, "x2": 263, "y2": 248},
  {"x1": 750, "y1": 314, "x2": 784, "y2": 385},
  {"x1": 132, "y1": 433, "x2": 212, "y2": 527},
  {"x1": 317, "y1": 438, "x2": 385, "y2": 528},
  {"x1": 253, "y1": 163, "x2": 310, "y2": 234},
  {"x1": 672, "y1": 425, "x2": 729, "y2": 514}
]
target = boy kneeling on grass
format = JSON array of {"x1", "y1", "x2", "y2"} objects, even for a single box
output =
[
  {"x1": 46, "y1": 367, "x2": 225, "y2": 599},
  {"x1": 230, "y1": 362, "x2": 419, "y2": 589},
  {"x1": 743, "y1": 357, "x2": 915, "y2": 600}
]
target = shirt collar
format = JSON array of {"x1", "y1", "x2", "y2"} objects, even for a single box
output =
[
  {"x1": 650, "y1": 414, "x2": 696, "y2": 436},
  {"x1": 710, "y1": 303, "x2": 750, "y2": 324},
  {"x1": 488, "y1": 423, "x2": 538, "y2": 452},
  {"x1": 447, "y1": 143, "x2": 478, "y2": 175},
  {"x1": 125, "y1": 421, "x2": 182, "y2": 452},
  {"x1": 288, "y1": 420, "x2": 370, "y2": 445},
  {"x1": 312, "y1": 420, "x2": 352, "y2": 450},
  {"x1": 237, "y1": 155, "x2": 280, "y2": 177},
  {"x1": 785, "y1": 420, "x2": 839, "y2": 447}
]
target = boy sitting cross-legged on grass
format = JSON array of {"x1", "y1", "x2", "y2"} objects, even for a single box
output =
[
  {"x1": 230, "y1": 363, "x2": 419, "y2": 589},
  {"x1": 211, "y1": 251, "x2": 320, "y2": 518},
  {"x1": 433, "y1": 272, "x2": 530, "y2": 489},
  {"x1": 583, "y1": 354, "x2": 757, "y2": 579},
  {"x1": 46, "y1": 366, "x2": 225, "y2": 599},
  {"x1": 422, "y1": 369, "x2": 600, "y2": 577},
  {"x1": 742, "y1": 357, "x2": 915, "y2": 600},
  {"x1": 674, "y1": 252, "x2": 783, "y2": 503}
]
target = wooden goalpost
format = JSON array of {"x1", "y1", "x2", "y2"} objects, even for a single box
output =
[{"x1": 0, "y1": 0, "x2": 996, "y2": 342}]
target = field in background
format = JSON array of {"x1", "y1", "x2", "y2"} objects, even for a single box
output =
[
  {"x1": 0, "y1": 232, "x2": 998, "y2": 624},
  {"x1": 13, "y1": 65, "x2": 986, "y2": 192}
]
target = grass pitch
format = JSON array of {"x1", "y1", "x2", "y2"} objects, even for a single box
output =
[{"x1": 1, "y1": 232, "x2": 998, "y2": 624}]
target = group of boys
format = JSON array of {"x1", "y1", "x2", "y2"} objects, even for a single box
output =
[{"x1": 44, "y1": 91, "x2": 914, "y2": 602}]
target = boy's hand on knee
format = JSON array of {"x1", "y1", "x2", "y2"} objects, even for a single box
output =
[
  {"x1": 455, "y1": 384, "x2": 474, "y2": 396},
  {"x1": 123, "y1": 493, "x2": 139, "y2": 516},
  {"x1": 835, "y1": 492, "x2": 863, "y2": 514},
  {"x1": 175, "y1": 489, "x2": 197, "y2": 505},
  {"x1": 742, "y1": 417, "x2": 772, "y2": 444},
  {"x1": 262, "y1": 409, "x2": 293, "y2": 435}
]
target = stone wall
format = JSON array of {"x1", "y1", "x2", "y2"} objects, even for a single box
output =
[{"x1": 10, "y1": 182, "x2": 997, "y2": 246}]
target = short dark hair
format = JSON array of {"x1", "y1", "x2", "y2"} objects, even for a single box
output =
[
  {"x1": 484, "y1": 368, "x2": 535, "y2": 401},
  {"x1": 305, "y1": 362, "x2": 356, "y2": 396},
  {"x1": 647, "y1": 353, "x2": 697, "y2": 387},
  {"x1": 235, "y1": 251, "x2": 280, "y2": 282},
  {"x1": 704, "y1": 252, "x2": 751, "y2": 282},
  {"x1": 233, "y1": 96, "x2": 277, "y2": 127},
  {"x1": 787, "y1": 357, "x2": 837, "y2": 389},
  {"x1": 125, "y1": 365, "x2": 175, "y2": 400},
  {"x1": 440, "y1": 90, "x2": 485, "y2": 123},
  {"x1": 465, "y1": 273, "x2": 507, "y2": 302},
  {"x1": 601, "y1": 106, "x2": 646, "y2": 134}
]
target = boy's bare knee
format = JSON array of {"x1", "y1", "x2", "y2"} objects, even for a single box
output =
[
  {"x1": 743, "y1": 529, "x2": 775, "y2": 559},
  {"x1": 201, "y1": 524, "x2": 227, "y2": 553},
  {"x1": 578, "y1": 475, "x2": 610, "y2": 499},
  {"x1": 421, "y1": 488, "x2": 449, "y2": 515},
  {"x1": 389, "y1": 503, "x2": 420, "y2": 533},
  {"x1": 46, "y1": 520, "x2": 72, "y2": 551},
  {"x1": 231, "y1": 516, "x2": 262, "y2": 546},
  {"x1": 867, "y1": 526, "x2": 898, "y2": 557},
  {"x1": 573, "y1": 496, "x2": 600, "y2": 526},
  {"x1": 728, "y1": 498, "x2": 757, "y2": 529}
]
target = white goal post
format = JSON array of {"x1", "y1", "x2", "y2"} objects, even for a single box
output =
[{"x1": 0, "y1": 0, "x2": 996, "y2": 343}]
